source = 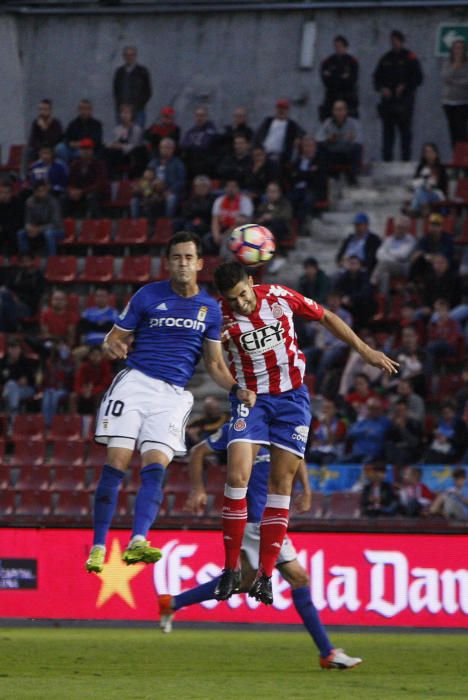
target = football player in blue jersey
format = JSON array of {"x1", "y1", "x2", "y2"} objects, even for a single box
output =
[
  {"x1": 86, "y1": 232, "x2": 256, "y2": 573},
  {"x1": 157, "y1": 423, "x2": 362, "y2": 670}
]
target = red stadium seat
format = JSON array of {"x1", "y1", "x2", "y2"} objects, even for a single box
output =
[
  {"x1": 456, "y1": 218, "x2": 468, "y2": 245},
  {"x1": 45, "y1": 256, "x2": 78, "y2": 283},
  {"x1": 204, "y1": 464, "x2": 226, "y2": 492},
  {"x1": 85, "y1": 441, "x2": 107, "y2": 468},
  {"x1": 11, "y1": 415, "x2": 45, "y2": 441},
  {"x1": 207, "y1": 491, "x2": 224, "y2": 518},
  {"x1": 164, "y1": 466, "x2": 190, "y2": 493},
  {"x1": 61, "y1": 218, "x2": 77, "y2": 246},
  {"x1": 198, "y1": 256, "x2": 222, "y2": 283},
  {"x1": 49, "y1": 441, "x2": 84, "y2": 466},
  {"x1": 167, "y1": 490, "x2": 195, "y2": 517},
  {"x1": 0, "y1": 491, "x2": 15, "y2": 518},
  {"x1": 49, "y1": 465, "x2": 87, "y2": 491},
  {"x1": 109, "y1": 179, "x2": 134, "y2": 212},
  {"x1": 79, "y1": 219, "x2": 112, "y2": 246},
  {"x1": 53, "y1": 491, "x2": 91, "y2": 522},
  {"x1": 67, "y1": 293, "x2": 81, "y2": 314},
  {"x1": 158, "y1": 256, "x2": 170, "y2": 280},
  {"x1": 16, "y1": 491, "x2": 53, "y2": 519},
  {"x1": 10, "y1": 440, "x2": 46, "y2": 466},
  {"x1": 115, "y1": 218, "x2": 149, "y2": 245},
  {"x1": 290, "y1": 492, "x2": 325, "y2": 520},
  {"x1": 449, "y1": 141, "x2": 468, "y2": 169},
  {"x1": 80, "y1": 256, "x2": 114, "y2": 283},
  {"x1": 327, "y1": 492, "x2": 361, "y2": 519},
  {"x1": 0, "y1": 464, "x2": 12, "y2": 490},
  {"x1": 15, "y1": 466, "x2": 51, "y2": 491},
  {"x1": 48, "y1": 415, "x2": 83, "y2": 442},
  {"x1": 152, "y1": 218, "x2": 173, "y2": 245},
  {"x1": 0, "y1": 332, "x2": 6, "y2": 359},
  {"x1": 452, "y1": 178, "x2": 468, "y2": 205},
  {"x1": 0, "y1": 144, "x2": 25, "y2": 174},
  {"x1": 118, "y1": 255, "x2": 152, "y2": 283}
]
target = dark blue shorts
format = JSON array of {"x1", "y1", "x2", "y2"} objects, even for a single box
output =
[{"x1": 228, "y1": 384, "x2": 311, "y2": 457}]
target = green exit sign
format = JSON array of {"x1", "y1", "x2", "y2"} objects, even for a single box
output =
[{"x1": 436, "y1": 24, "x2": 468, "y2": 57}]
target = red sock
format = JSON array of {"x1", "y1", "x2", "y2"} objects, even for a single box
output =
[
  {"x1": 259, "y1": 494, "x2": 290, "y2": 577},
  {"x1": 222, "y1": 486, "x2": 247, "y2": 569}
]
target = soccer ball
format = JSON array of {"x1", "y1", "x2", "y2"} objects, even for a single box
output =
[{"x1": 228, "y1": 224, "x2": 276, "y2": 267}]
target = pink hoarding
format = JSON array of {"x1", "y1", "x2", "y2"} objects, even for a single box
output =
[{"x1": 0, "y1": 529, "x2": 466, "y2": 627}]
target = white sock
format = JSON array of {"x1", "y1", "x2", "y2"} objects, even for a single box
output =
[
  {"x1": 92, "y1": 544, "x2": 105, "y2": 552},
  {"x1": 130, "y1": 534, "x2": 146, "y2": 546}
]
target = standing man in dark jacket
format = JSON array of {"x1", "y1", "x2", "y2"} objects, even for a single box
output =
[
  {"x1": 373, "y1": 30, "x2": 423, "y2": 161},
  {"x1": 320, "y1": 35, "x2": 359, "y2": 120},
  {"x1": 255, "y1": 99, "x2": 304, "y2": 170},
  {"x1": 113, "y1": 46, "x2": 152, "y2": 128}
]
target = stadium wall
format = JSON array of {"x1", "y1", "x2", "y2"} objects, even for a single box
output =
[
  {"x1": 0, "y1": 529, "x2": 466, "y2": 628},
  {"x1": 1, "y1": 6, "x2": 468, "y2": 158}
]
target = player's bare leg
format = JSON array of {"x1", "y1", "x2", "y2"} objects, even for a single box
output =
[
  {"x1": 249, "y1": 446, "x2": 300, "y2": 604},
  {"x1": 214, "y1": 441, "x2": 257, "y2": 600}
]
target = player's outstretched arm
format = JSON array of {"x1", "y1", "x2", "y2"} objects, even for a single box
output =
[
  {"x1": 185, "y1": 441, "x2": 211, "y2": 515},
  {"x1": 203, "y1": 340, "x2": 256, "y2": 407},
  {"x1": 102, "y1": 326, "x2": 133, "y2": 360},
  {"x1": 320, "y1": 309, "x2": 399, "y2": 375}
]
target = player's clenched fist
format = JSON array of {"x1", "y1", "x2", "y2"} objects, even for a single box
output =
[
  {"x1": 103, "y1": 339, "x2": 129, "y2": 360},
  {"x1": 236, "y1": 388, "x2": 256, "y2": 408}
]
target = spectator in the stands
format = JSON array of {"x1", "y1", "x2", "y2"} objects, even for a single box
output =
[
  {"x1": 288, "y1": 136, "x2": 328, "y2": 227},
  {"x1": 17, "y1": 182, "x2": 63, "y2": 258},
  {"x1": 336, "y1": 212, "x2": 381, "y2": 273},
  {"x1": 361, "y1": 462, "x2": 397, "y2": 517},
  {"x1": 455, "y1": 369, "x2": 468, "y2": 415},
  {"x1": 147, "y1": 137, "x2": 186, "y2": 216},
  {"x1": 28, "y1": 145, "x2": 68, "y2": 196},
  {"x1": 297, "y1": 257, "x2": 331, "y2": 305},
  {"x1": 370, "y1": 215, "x2": 415, "y2": 295},
  {"x1": 338, "y1": 332, "x2": 384, "y2": 397},
  {"x1": 244, "y1": 146, "x2": 280, "y2": 204},
  {"x1": 397, "y1": 466, "x2": 434, "y2": 517},
  {"x1": 40, "y1": 341, "x2": 74, "y2": 427},
  {"x1": 180, "y1": 175, "x2": 214, "y2": 236},
  {"x1": 144, "y1": 106, "x2": 181, "y2": 156},
  {"x1": 181, "y1": 106, "x2": 218, "y2": 179},
  {"x1": 373, "y1": 30, "x2": 423, "y2": 161},
  {"x1": 186, "y1": 395, "x2": 230, "y2": 449},
  {"x1": 105, "y1": 104, "x2": 146, "y2": 179},
  {"x1": 40, "y1": 289, "x2": 78, "y2": 347},
  {"x1": 441, "y1": 39, "x2": 468, "y2": 147},
  {"x1": 207, "y1": 178, "x2": 253, "y2": 254},
  {"x1": 78, "y1": 287, "x2": 119, "y2": 348},
  {"x1": 392, "y1": 326, "x2": 426, "y2": 395},
  {"x1": 0, "y1": 339, "x2": 36, "y2": 421},
  {"x1": 319, "y1": 35, "x2": 359, "y2": 120},
  {"x1": 217, "y1": 135, "x2": 252, "y2": 189},
  {"x1": 389, "y1": 377, "x2": 425, "y2": 424},
  {"x1": 306, "y1": 397, "x2": 347, "y2": 464},
  {"x1": 424, "y1": 402, "x2": 468, "y2": 464},
  {"x1": 256, "y1": 181, "x2": 293, "y2": 273},
  {"x1": 410, "y1": 213, "x2": 455, "y2": 281},
  {"x1": 334, "y1": 255, "x2": 376, "y2": 328},
  {"x1": 28, "y1": 99, "x2": 63, "y2": 161},
  {"x1": 255, "y1": 99, "x2": 304, "y2": 167},
  {"x1": 0, "y1": 180, "x2": 24, "y2": 255},
  {"x1": 113, "y1": 45, "x2": 152, "y2": 127},
  {"x1": 419, "y1": 253, "x2": 462, "y2": 315},
  {"x1": 73, "y1": 346, "x2": 112, "y2": 415},
  {"x1": 130, "y1": 168, "x2": 167, "y2": 223},
  {"x1": 425, "y1": 298, "x2": 463, "y2": 377},
  {"x1": 219, "y1": 106, "x2": 254, "y2": 155},
  {"x1": 429, "y1": 468, "x2": 468, "y2": 520},
  {"x1": 385, "y1": 398, "x2": 423, "y2": 466},
  {"x1": 58, "y1": 99, "x2": 103, "y2": 161},
  {"x1": 408, "y1": 143, "x2": 448, "y2": 216},
  {"x1": 64, "y1": 138, "x2": 108, "y2": 218},
  {"x1": 344, "y1": 372, "x2": 377, "y2": 420},
  {"x1": 316, "y1": 99, "x2": 362, "y2": 183},
  {"x1": 5, "y1": 254, "x2": 45, "y2": 318}
]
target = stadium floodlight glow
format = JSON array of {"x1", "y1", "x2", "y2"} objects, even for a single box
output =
[{"x1": 299, "y1": 21, "x2": 316, "y2": 70}]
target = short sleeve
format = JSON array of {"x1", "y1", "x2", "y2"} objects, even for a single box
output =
[
  {"x1": 212, "y1": 196, "x2": 222, "y2": 216},
  {"x1": 204, "y1": 301, "x2": 222, "y2": 342},
  {"x1": 115, "y1": 290, "x2": 144, "y2": 331},
  {"x1": 207, "y1": 423, "x2": 229, "y2": 452},
  {"x1": 271, "y1": 285, "x2": 324, "y2": 321}
]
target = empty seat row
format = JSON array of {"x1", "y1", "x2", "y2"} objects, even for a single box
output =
[{"x1": 61, "y1": 217, "x2": 173, "y2": 247}]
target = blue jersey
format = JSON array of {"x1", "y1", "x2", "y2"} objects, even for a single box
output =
[
  {"x1": 116, "y1": 280, "x2": 222, "y2": 387},
  {"x1": 207, "y1": 423, "x2": 270, "y2": 523},
  {"x1": 81, "y1": 305, "x2": 120, "y2": 345}
]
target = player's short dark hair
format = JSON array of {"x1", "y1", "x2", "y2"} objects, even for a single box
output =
[
  {"x1": 40, "y1": 98, "x2": 52, "y2": 106},
  {"x1": 453, "y1": 468, "x2": 466, "y2": 480},
  {"x1": 391, "y1": 30, "x2": 405, "y2": 42},
  {"x1": 334, "y1": 35, "x2": 349, "y2": 47},
  {"x1": 166, "y1": 231, "x2": 203, "y2": 258},
  {"x1": 214, "y1": 261, "x2": 249, "y2": 294}
]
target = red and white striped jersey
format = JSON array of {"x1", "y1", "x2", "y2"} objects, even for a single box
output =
[{"x1": 221, "y1": 284, "x2": 324, "y2": 394}]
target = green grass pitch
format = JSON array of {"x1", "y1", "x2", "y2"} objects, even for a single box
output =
[{"x1": 0, "y1": 627, "x2": 466, "y2": 700}]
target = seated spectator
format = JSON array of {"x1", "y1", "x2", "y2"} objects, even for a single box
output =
[
  {"x1": 419, "y1": 253, "x2": 462, "y2": 315},
  {"x1": 77, "y1": 287, "x2": 119, "y2": 348},
  {"x1": 206, "y1": 179, "x2": 253, "y2": 254},
  {"x1": 144, "y1": 106, "x2": 181, "y2": 156},
  {"x1": 180, "y1": 106, "x2": 218, "y2": 179},
  {"x1": 424, "y1": 401, "x2": 467, "y2": 464},
  {"x1": 316, "y1": 100, "x2": 362, "y2": 183},
  {"x1": 288, "y1": 135, "x2": 328, "y2": 227},
  {"x1": 0, "y1": 339, "x2": 36, "y2": 421},
  {"x1": 339, "y1": 333, "x2": 385, "y2": 397},
  {"x1": 306, "y1": 397, "x2": 347, "y2": 464},
  {"x1": 244, "y1": 146, "x2": 280, "y2": 203},
  {"x1": 17, "y1": 182, "x2": 63, "y2": 258},
  {"x1": 255, "y1": 99, "x2": 304, "y2": 168},
  {"x1": 180, "y1": 175, "x2": 214, "y2": 235},
  {"x1": 256, "y1": 181, "x2": 293, "y2": 273},
  {"x1": 361, "y1": 462, "x2": 397, "y2": 517},
  {"x1": 455, "y1": 368, "x2": 468, "y2": 415},
  {"x1": 410, "y1": 213, "x2": 454, "y2": 281},
  {"x1": 389, "y1": 378, "x2": 425, "y2": 424},
  {"x1": 0, "y1": 180, "x2": 24, "y2": 255},
  {"x1": 104, "y1": 104, "x2": 146, "y2": 179},
  {"x1": 344, "y1": 397, "x2": 390, "y2": 462},
  {"x1": 344, "y1": 373, "x2": 377, "y2": 419},
  {"x1": 425, "y1": 299, "x2": 463, "y2": 377},
  {"x1": 370, "y1": 216, "x2": 416, "y2": 295},
  {"x1": 40, "y1": 289, "x2": 79, "y2": 346},
  {"x1": 58, "y1": 99, "x2": 103, "y2": 162},
  {"x1": 334, "y1": 255, "x2": 376, "y2": 328},
  {"x1": 64, "y1": 138, "x2": 108, "y2": 218},
  {"x1": 336, "y1": 212, "x2": 381, "y2": 273},
  {"x1": 385, "y1": 398, "x2": 423, "y2": 465},
  {"x1": 296, "y1": 257, "x2": 331, "y2": 306},
  {"x1": 219, "y1": 106, "x2": 254, "y2": 156},
  {"x1": 72, "y1": 346, "x2": 112, "y2": 415},
  {"x1": 397, "y1": 466, "x2": 434, "y2": 517},
  {"x1": 147, "y1": 137, "x2": 186, "y2": 216},
  {"x1": 186, "y1": 396, "x2": 230, "y2": 449},
  {"x1": 217, "y1": 135, "x2": 252, "y2": 189},
  {"x1": 39, "y1": 341, "x2": 74, "y2": 427},
  {"x1": 391, "y1": 326, "x2": 426, "y2": 395},
  {"x1": 3, "y1": 253, "x2": 45, "y2": 318},
  {"x1": 130, "y1": 168, "x2": 167, "y2": 223},
  {"x1": 28, "y1": 98, "x2": 63, "y2": 161},
  {"x1": 429, "y1": 467, "x2": 468, "y2": 520},
  {"x1": 28, "y1": 145, "x2": 68, "y2": 196},
  {"x1": 408, "y1": 142, "x2": 447, "y2": 217}
]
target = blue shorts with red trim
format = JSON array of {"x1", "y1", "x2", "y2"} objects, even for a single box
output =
[{"x1": 228, "y1": 384, "x2": 311, "y2": 457}]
